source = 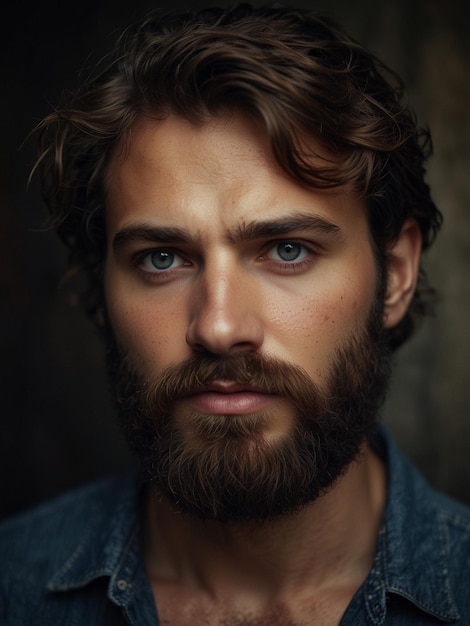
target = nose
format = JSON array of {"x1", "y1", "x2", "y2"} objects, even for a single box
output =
[{"x1": 185, "y1": 264, "x2": 264, "y2": 355}]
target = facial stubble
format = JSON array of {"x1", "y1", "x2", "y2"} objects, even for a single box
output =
[{"x1": 109, "y1": 300, "x2": 391, "y2": 523}]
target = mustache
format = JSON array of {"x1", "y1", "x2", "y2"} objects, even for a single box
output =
[{"x1": 129, "y1": 351, "x2": 328, "y2": 415}]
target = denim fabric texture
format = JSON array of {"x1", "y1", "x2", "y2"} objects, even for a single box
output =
[{"x1": 1, "y1": 429, "x2": 469, "y2": 625}]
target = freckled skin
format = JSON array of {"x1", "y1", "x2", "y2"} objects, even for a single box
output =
[{"x1": 104, "y1": 113, "x2": 378, "y2": 438}]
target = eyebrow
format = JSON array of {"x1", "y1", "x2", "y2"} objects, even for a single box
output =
[
  {"x1": 113, "y1": 225, "x2": 192, "y2": 251},
  {"x1": 228, "y1": 214, "x2": 344, "y2": 244},
  {"x1": 112, "y1": 213, "x2": 345, "y2": 252}
]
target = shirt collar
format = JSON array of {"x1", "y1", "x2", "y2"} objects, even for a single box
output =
[
  {"x1": 362, "y1": 430, "x2": 460, "y2": 623},
  {"x1": 46, "y1": 471, "x2": 145, "y2": 605}
]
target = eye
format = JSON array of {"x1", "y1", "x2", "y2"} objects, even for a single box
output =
[
  {"x1": 141, "y1": 249, "x2": 186, "y2": 272},
  {"x1": 267, "y1": 242, "x2": 308, "y2": 262}
]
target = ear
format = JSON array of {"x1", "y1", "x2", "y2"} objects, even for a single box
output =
[{"x1": 383, "y1": 219, "x2": 422, "y2": 329}]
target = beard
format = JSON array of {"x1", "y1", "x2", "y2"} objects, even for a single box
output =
[{"x1": 107, "y1": 299, "x2": 391, "y2": 524}]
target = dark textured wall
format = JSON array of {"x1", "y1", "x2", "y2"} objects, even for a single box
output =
[{"x1": 1, "y1": 0, "x2": 469, "y2": 518}]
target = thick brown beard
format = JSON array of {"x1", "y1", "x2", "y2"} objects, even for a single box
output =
[{"x1": 108, "y1": 302, "x2": 391, "y2": 523}]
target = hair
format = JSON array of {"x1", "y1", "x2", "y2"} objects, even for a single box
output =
[{"x1": 35, "y1": 3, "x2": 442, "y2": 350}]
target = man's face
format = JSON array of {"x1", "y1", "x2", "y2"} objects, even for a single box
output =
[{"x1": 104, "y1": 113, "x2": 389, "y2": 521}]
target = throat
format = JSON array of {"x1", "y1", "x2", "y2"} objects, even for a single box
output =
[{"x1": 144, "y1": 445, "x2": 387, "y2": 626}]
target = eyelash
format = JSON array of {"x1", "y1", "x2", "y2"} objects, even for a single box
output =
[
  {"x1": 133, "y1": 249, "x2": 191, "y2": 283},
  {"x1": 259, "y1": 241, "x2": 317, "y2": 273},
  {"x1": 132, "y1": 240, "x2": 318, "y2": 282}
]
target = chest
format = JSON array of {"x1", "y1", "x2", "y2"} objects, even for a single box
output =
[{"x1": 151, "y1": 583, "x2": 354, "y2": 626}]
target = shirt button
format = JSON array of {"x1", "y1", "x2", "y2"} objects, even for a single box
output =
[{"x1": 117, "y1": 579, "x2": 128, "y2": 591}]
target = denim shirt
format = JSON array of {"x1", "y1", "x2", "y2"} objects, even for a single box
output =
[{"x1": 1, "y1": 430, "x2": 469, "y2": 625}]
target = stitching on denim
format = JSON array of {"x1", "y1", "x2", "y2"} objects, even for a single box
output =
[
  {"x1": 381, "y1": 505, "x2": 461, "y2": 623},
  {"x1": 386, "y1": 586, "x2": 459, "y2": 622},
  {"x1": 46, "y1": 509, "x2": 115, "y2": 591},
  {"x1": 436, "y1": 508, "x2": 461, "y2": 620},
  {"x1": 438, "y1": 509, "x2": 470, "y2": 534},
  {"x1": 364, "y1": 525, "x2": 387, "y2": 625},
  {"x1": 368, "y1": 507, "x2": 460, "y2": 624},
  {"x1": 109, "y1": 523, "x2": 140, "y2": 604}
]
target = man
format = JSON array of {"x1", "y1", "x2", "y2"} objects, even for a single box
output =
[{"x1": 1, "y1": 4, "x2": 469, "y2": 624}]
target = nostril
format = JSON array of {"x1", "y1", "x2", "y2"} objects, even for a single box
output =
[
  {"x1": 232, "y1": 341, "x2": 258, "y2": 351},
  {"x1": 185, "y1": 310, "x2": 264, "y2": 355}
]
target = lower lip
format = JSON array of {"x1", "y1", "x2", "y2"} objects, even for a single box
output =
[{"x1": 184, "y1": 391, "x2": 278, "y2": 415}]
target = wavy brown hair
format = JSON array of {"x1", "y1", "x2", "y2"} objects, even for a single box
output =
[{"x1": 35, "y1": 3, "x2": 442, "y2": 350}]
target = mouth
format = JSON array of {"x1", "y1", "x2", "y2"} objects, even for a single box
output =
[{"x1": 182, "y1": 380, "x2": 279, "y2": 415}]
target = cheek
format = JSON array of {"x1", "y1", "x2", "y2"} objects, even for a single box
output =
[
  {"x1": 274, "y1": 295, "x2": 356, "y2": 346},
  {"x1": 264, "y1": 271, "x2": 376, "y2": 368},
  {"x1": 275, "y1": 285, "x2": 372, "y2": 335},
  {"x1": 105, "y1": 278, "x2": 187, "y2": 371}
]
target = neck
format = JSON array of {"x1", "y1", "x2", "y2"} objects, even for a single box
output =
[{"x1": 143, "y1": 443, "x2": 386, "y2": 601}]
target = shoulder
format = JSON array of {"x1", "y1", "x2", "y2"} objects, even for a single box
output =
[
  {"x1": 433, "y1": 489, "x2": 470, "y2": 569},
  {"x1": 423, "y1": 489, "x2": 470, "y2": 621},
  {"x1": 0, "y1": 474, "x2": 128, "y2": 559},
  {"x1": 0, "y1": 472, "x2": 140, "y2": 623},
  {"x1": 434, "y1": 488, "x2": 470, "y2": 526},
  {"x1": 377, "y1": 430, "x2": 470, "y2": 621},
  {"x1": 401, "y1": 450, "x2": 470, "y2": 562}
]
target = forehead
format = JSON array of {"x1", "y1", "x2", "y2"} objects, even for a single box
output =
[
  {"x1": 108, "y1": 112, "x2": 274, "y2": 191},
  {"x1": 105, "y1": 112, "x2": 368, "y2": 237}
]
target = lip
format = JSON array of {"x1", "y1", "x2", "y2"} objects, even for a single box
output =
[
  {"x1": 201, "y1": 381, "x2": 264, "y2": 393},
  {"x1": 183, "y1": 380, "x2": 278, "y2": 415}
]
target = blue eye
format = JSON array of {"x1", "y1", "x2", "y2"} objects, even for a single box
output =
[
  {"x1": 268, "y1": 242, "x2": 307, "y2": 262},
  {"x1": 141, "y1": 250, "x2": 185, "y2": 271}
]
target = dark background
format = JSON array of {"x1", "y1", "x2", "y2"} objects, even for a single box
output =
[{"x1": 1, "y1": 0, "x2": 469, "y2": 518}]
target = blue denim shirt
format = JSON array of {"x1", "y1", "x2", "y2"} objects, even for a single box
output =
[{"x1": 1, "y1": 430, "x2": 469, "y2": 625}]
